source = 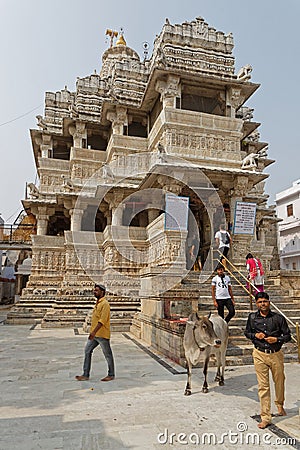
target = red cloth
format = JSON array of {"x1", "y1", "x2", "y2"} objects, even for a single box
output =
[{"x1": 247, "y1": 257, "x2": 264, "y2": 280}]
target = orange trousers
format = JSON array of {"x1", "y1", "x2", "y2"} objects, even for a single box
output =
[{"x1": 253, "y1": 348, "x2": 285, "y2": 423}]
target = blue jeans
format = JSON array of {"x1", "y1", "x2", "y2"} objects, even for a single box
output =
[{"x1": 82, "y1": 337, "x2": 115, "y2": 378}]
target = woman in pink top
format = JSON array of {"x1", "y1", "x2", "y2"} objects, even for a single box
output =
[{"x1": 246, "y1": 253, "x2": 265, "y2": 293}]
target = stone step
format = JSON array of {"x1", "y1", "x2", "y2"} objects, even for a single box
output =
[
  {"x1": 228, "y1": 335, "x2": 249, "y2": 345},
  {"x1": 208, "y1": 340, "x2": 298, "y2": 367},
  {"x1": 198, "y1": 297, "x2": 300, "y2": 309},
  {"x1": 224, "y1": 352, "x2": 298, "y2": 366},
  {"x1": 226, "y1": 344, "x2": 253, "y2": 356},
  {"x1": 13, "y1": 300, "x2": 140, "y2": 308},
  {"x1": 111, "y1": 319, "x2": 132, "y2": 332},
  {"x1": 194, "y1": 349, "x2": 298, "y2": 367}
]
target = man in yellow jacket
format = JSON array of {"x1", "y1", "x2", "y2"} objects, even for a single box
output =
[{"x1": 76, "y1": 284, "x2": 115, "y2": 382}]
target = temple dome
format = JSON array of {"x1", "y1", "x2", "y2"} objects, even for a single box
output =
[
  {"x1": 102, "y1": 43, "x2": 140, "y2": 63},
  {"x1": 100, "y1": 35, "x2": 140, "y2": 79}
]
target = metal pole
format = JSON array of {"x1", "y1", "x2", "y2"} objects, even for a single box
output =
[
  {"x1": 249, "y1": 284, "x2": 253, "y2": 311},
  {"x1": 296, "y1": 322, "x2": 300, "y2": 364}
]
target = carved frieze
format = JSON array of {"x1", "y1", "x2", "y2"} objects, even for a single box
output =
[
  {"x1": 165, "y1": 129, "x2": 239, "y2": 159},
  {"x1": 31, "y1": 250, "x2": 65, "y2": 276},
  {"x1": 158, "y1": 45, "x2": 235, "y2": 77}
]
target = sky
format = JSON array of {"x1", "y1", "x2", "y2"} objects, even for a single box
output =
[{"x1": 0, "y1": 0, "x2": 299, "y2": 223}]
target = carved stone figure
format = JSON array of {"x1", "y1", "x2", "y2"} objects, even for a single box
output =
[
  {"x1": 61, "y1": 175, "x2": 74, "y2": 190},
  {"x1": 102, "y1": 164, "x2": 115, "y2": 183},
  {"x1": 236, "y1": 107, "x2": 254, "y2": 121},
  {"x1": 241, "y1": 152, "x2": 259, "y2": 168},
  {"x1": 27, "y1": 183, "x2": 40, "y2": 198},
  {"x1": 36, "y1": 115, "x2": 48, "y2": 130},
  {"x1": 156, "y1": 142, "x2": 167, "y2": 163},
  {"x1": 237, "y1": 64, "x2": 252, "y2": 81},
  {"x1": 247, "y1": 130, "x2": 260, "y2": 142},
  {"x1": 241, "y1": 151, "x2": 266, "y2": 169}
]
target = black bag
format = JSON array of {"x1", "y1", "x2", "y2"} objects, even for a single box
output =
[{"x1": 221, "y1": 232, "x2": 230, "y2": 245}]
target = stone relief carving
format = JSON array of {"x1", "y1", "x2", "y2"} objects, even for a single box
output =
[
  {"x1": 165, "y1": 129, "x2": 239, "y2": 157},
  {"x1": 228, "y1": 87, "x2": 245, "y2": 110},
  {"x1": 31, "y1": 250, "x2": 65, "y2": 275},
  {"x1": 155, "y1": 75, "x2": 181, "y2": 105},
  {"x1": 158, "y1": 45, "x2": 235, "y2": 77},
  {"x1": 156, "y1": 47, "x2": 167, "y2": 67},
  {"x1": 234, "y1": 176, "x2": 249, "y2": 197},
  {"x1": 71, "y1": 164, "x2": 95, "y2": 180}
]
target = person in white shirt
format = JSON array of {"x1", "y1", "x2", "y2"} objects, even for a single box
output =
[
  {"x1": 215, "y1": 224, "x2": 231, "y2": 269},
  {"x1": 211, "y1": 265, "x2": 235, "y2": 323}
]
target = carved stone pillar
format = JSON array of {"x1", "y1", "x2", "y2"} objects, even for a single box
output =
[
  {"x1": 226, "y1": 87, "x2": 245, "y2": 118},
  {"x1": 148, "y1": 209, "x2": 160, "y2": 223},
  {"x1": 105, "y1": 193, "x2": 124, "y2": 226},
  {"x1": 155, "y1": 75, "x2": 181, "y2": 109},
  {"x1": 229, "y1": 176, "x2": 253, "y2": 268},
  {"x1": 230, "y1": 176, "x2": 249, "y2": 225},
  {"x1": 70, "y1": 208, "x2": 84, "y2": 232},
  {"x1": 69, "y1": 121, "x2": 87, "y2": 148},
  {"x1": 40, "y1": 133, "x2": 53, "y2": 158},
  {"x1": 259, "y1": 224, "x2": 266, "y2": 245},
  {"x1": 206, "y1": 192, "x2": 221, "y2": 222},
  {"x1": 100, "y1": 202, "x2": 111, "y2": 226},
  {"x1": 106, "y1": 106, "x2": 127, "y2": 135},
  {"x1": 157, "y1": 176, "x2": 182, "y2": 196},
  {"x1": 36, "y1": 207, "x2": 49, "y2": 235}
]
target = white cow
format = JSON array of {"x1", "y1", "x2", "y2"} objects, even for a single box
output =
[{"x1": 183, "y1": 312, "x2": 229, "y2": 395}]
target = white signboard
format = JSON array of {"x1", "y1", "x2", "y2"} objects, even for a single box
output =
[
  {"x1": 165, "y1": 194, "x2": 189, "y2": 231},
  {"x1": 233, "y1": 201, "x2": 257, "y2": 235}
]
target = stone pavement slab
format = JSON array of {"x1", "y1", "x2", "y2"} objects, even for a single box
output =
[{"x1": 0, "y1": 324, "x2": 299, "y2": 450}]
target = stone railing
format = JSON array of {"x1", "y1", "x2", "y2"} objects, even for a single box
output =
[
  {"x1": 38, "y1": 158, "x2": 70, "y2": 193},
  {"x1": 148, "y1": 107, "x2": 243, "y2": 165}
]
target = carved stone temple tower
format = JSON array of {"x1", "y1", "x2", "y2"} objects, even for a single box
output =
[{"x1": 7, "y1": 18, "x2": 279, "y2": 338}]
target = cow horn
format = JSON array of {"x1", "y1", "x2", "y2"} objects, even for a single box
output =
[
  {"x1": 208, "y1": 312, "x2": 211, "y2": 319},
  {"x1": 195, "y1": 311, "x2": 200, "y2": 320}
]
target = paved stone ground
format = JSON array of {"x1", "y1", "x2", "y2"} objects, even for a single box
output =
[{"x1": 0, "y1": 323, "x2": 299, "y2": 450}]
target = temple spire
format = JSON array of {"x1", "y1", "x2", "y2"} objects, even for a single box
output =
[{"x1": 116, "y1": 28, "x2": 126, "y2": 46}]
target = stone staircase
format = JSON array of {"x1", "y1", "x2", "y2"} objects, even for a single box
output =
[
  {"x1": 180, "y1": 271, "x2": 300, "y2": 365},
  {"x1": 4, "y1": 266, "x2": 299, "y2": 365},
  {"x1": 5, "y1": 290, "x2": 140, "y2": 330}
]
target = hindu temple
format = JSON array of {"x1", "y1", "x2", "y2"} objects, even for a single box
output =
[{"x1": 7, "y1": 17, "x2": 297, "y2": 364}]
